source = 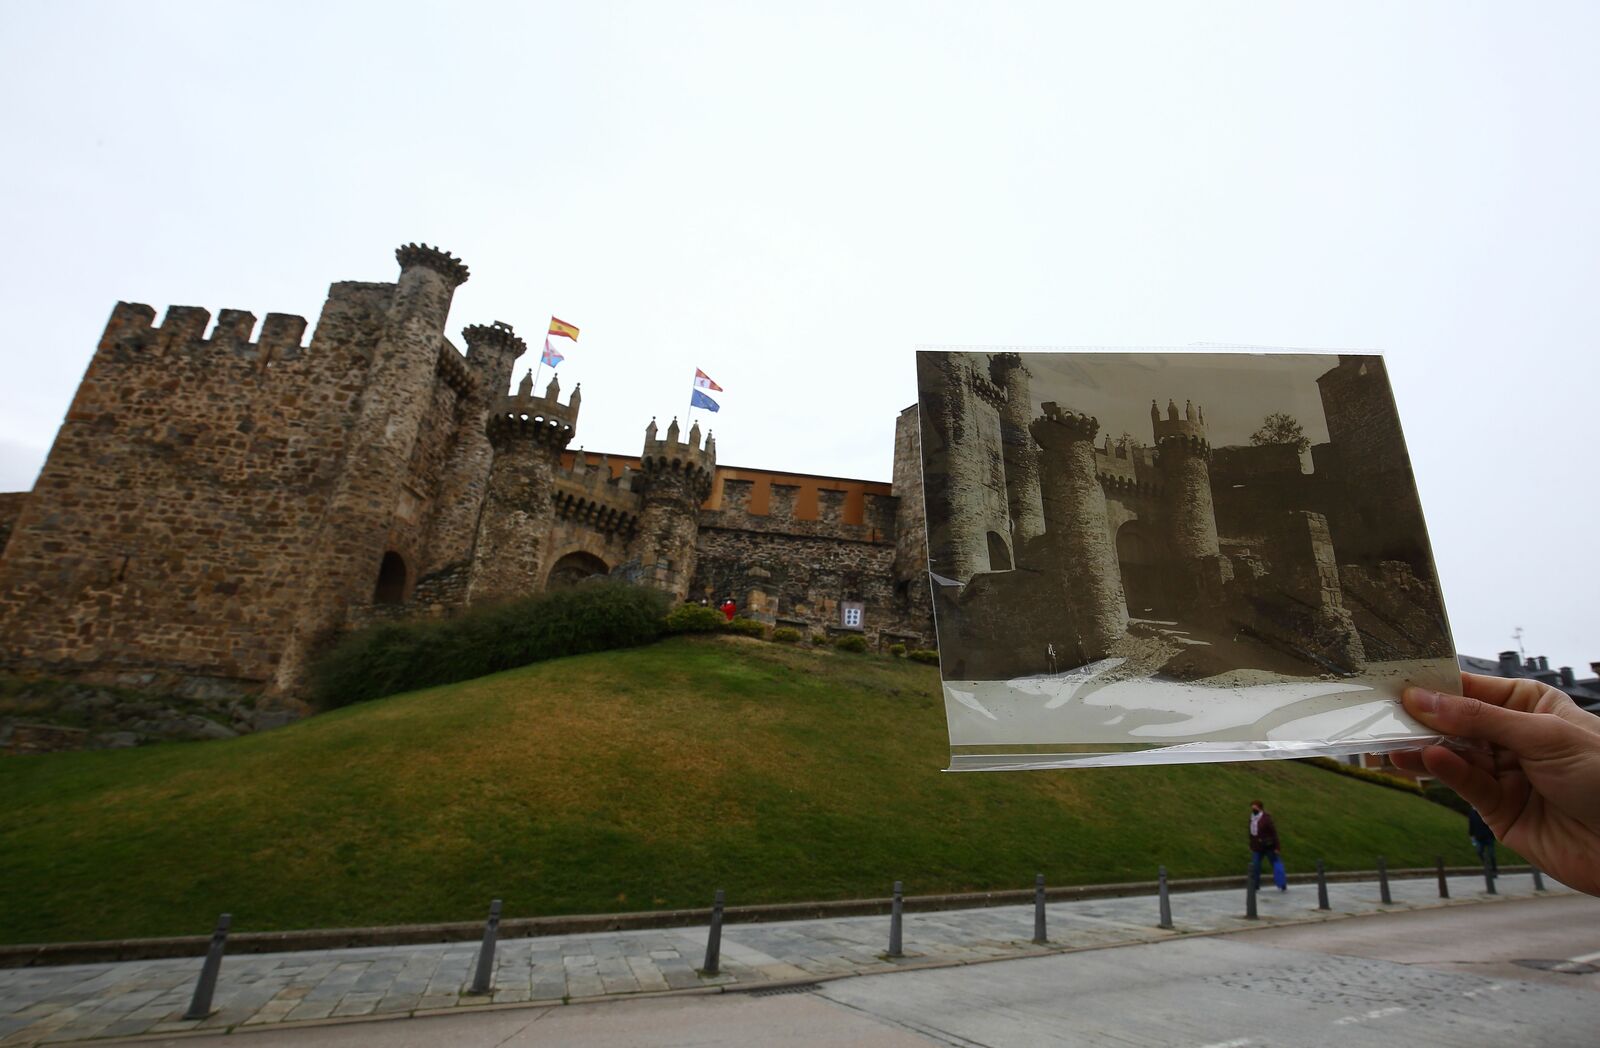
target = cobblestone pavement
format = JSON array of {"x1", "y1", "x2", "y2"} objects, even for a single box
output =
[{"x1": 0, "y1": 873, "x2": 1567, "y2": 1046}]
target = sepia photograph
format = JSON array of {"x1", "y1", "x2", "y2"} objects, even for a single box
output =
[{"x1": 917, "y1": 349, "x2": 1460, "y2": 768}]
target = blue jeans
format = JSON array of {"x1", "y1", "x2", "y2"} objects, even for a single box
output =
[
  {"x1": 1251, "y1": 849, "x2": 1287, "y2": 890},
  {"x1": 1473, "y1": 837, "x2": 1497, "y2": 877}
]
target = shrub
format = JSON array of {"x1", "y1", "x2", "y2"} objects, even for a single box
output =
[
  {"x1": 1423, "y1": 781, "x2": 1472, "y2": 815},
  {"x1": 832, "y1": 634, "x2": 869, "y2": 654},
  {"x1": 771, "y1": 627, "x2": 802, "y2": 644},
  {"x1": 665, "y1": 603, "x2": 726, "y2": 634},
  {"x1": 1303, "y1": 756, "x2": 1423, "y2": 796},
  {"x1": 811, "y1": 633, "x2": 828, "y2": 646},
  {"x1": 888, "y1": 643, "x2": 907, "y2": 658},
  {"x1": 724, "y1": 617, "x2": 768, "y2": 639},
  {"x1": 907, "y1": 649, "x2": 940, "y2": 665},
  {"x1": 311, "y1": 581, "x2": 670, "y2": 708}
]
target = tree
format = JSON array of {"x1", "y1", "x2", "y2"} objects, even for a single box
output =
[{"x1": 1250, "y1": 412, "x2": 1310, "y2": 454}]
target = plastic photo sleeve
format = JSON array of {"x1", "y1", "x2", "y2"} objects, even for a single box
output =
[{"x1": 915, "y1": 349, "x2": 1457, "y2": 770}]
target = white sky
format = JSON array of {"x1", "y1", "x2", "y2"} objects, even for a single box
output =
[{"x1": 0, "y1": 1, "x2": 1594, "y2": 674}]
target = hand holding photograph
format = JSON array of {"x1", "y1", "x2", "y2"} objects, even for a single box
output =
[{"x1": 915, "y1": 349, "x2": 1458, "y2": 770}]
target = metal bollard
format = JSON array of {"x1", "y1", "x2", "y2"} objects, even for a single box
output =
[
  {"x1": 1378, "y1": 855, "x2": 1392, "y2": 905},
  {"x1": 469, "y1": 899, "x2": 502, "y2": 995},
  {"x1": 1157, "y1": 865, "x2": 1173, "y2": 930},
  {"x1": 1245, "y1": 863, "x2": 1258, "y2": 920},
  {"x1": 182, "y1": 913, "x2": 231, "y2": 1020},
  {"x1": 1436, "y1": 855, "x2": 1450, "y2": 899},
  {"x1": 1315, "y1": 860, "x2": 1330, "y2": 910},
  {"x1": 1482, "y1": 855, "x2": 1497, "y2": 895},
  {"x1": 1532, "y1": 867, "x2": 1546, "y2": 891},
  {"x1": 702, "y1": 889, "x2": 725, "y2": 974},
  {"x1": 887, "y1": 880, "x2": 904, "y2": 957},
  {"x1": 1032, "y1": 873, "x2": 1047, "y2": 944}
]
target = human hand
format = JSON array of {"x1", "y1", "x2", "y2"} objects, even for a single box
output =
[{"x1": 1391, "y1": 672, "x2": 1600, "y2": 897}]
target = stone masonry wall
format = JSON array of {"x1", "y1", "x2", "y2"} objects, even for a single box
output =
[
  {"x1": 0, "y1": 492, "x2": 27, "y2": 559},
  {"x1": 0, "y1": 283, "x2": 391, "y2": 693}
]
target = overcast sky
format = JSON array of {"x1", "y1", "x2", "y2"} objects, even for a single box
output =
[{"x1": 0, "y1": 1, "x2": 1594, "y2": 672}]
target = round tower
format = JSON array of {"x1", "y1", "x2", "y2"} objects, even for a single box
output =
[
  {"x1": 988, "y1": 353, "x2": 1046, "y2": 556},
  {"x1": 1153, "y1": 398, "x2": 1225, "y2": 603},
  {"x1": 466, "y1": 371, "x2": 580, "y2": 603},
  {"x1": 424, "y1": 321, "x2": 526, "y2": 574},
  {"x1": 273, "y1": 243, "x2": 469, "y2": 695},
  {"x1": 1029, "y1": 403, "x2": 1127, "y2": 657},
  {"x1": 629, "y1": 416, "x2": 715, "y2": 601}
]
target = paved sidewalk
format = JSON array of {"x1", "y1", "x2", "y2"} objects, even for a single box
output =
[{"x1": 0, "y1": 873, "x2": 1568, "y2": 1046}]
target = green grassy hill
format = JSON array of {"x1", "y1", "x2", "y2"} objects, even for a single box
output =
[{"x1": 0, "y1": 636, "x2": 1476, "y2": 945}]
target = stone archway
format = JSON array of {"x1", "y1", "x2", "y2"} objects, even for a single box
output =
[
  {"x1": 373, "y1": 551, "x2": 408, "y2": 604},
  {"x1": 546, "y1": 551, "x2": 610, "y2": 589}
]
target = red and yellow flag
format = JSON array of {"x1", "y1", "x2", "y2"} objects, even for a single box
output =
[{"x1": 548, "y1": 317, "x2": 580, "y2": 341}]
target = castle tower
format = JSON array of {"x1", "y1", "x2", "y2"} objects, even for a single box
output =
[
  {"x1": 273, "y1": 243, "x2": 470, "y2": 694},
  {"x1": 989, "y1": 353, "x2": 1046, "y2": 556},
  {"x1": 1153, "y1": 397, "x2": 1225, "y2": 604},
  {"x1": 466, "y1": 371, "x2": 581, "y2": 603},
  {"x1": 1029, "y1": 403, "x2": 1127, "y2": 656},
  {"x1": 422, "y1": 322, "x2": 526, "y2": 575},
  {"x1": 629, "y1": 416, "x2": 715, "y2": 600}
]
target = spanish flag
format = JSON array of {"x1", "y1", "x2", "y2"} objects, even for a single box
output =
[{"x1": 548, "y1": 317, "x2": 580, "y2": 341}]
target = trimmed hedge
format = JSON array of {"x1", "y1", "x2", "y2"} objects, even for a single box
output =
[
  {"x1": 1303, "y1": 756, "x2": 1423, "y2": 796},
  {"x1": 888, "y1": 643, "x2": 907, "y2": 657},
  {"x1": 311, "y1": 582, "x2": 670, "y2": 708},
  {"x1": 771, "y1": 627, "x2": 803, "y2": 644},
  {"x1": 907, "y1": 649, "x2": 940, "y2": 665},
  {"x1": 725, "y1": 617, "x2": 768, "y2": 639},
  {"x1": 665, "y1": 604, "x2": 726, "y2": 634},
  {"x1": 811, "y1": 633, "x2": 828, "y2": 646},
  {"x1": 833, "y1": 634, "x2": 869, "y2": 654}
]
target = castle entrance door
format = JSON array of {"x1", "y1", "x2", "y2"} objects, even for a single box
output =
[
  {"x1": 1116, "y1": 524, "x2": 1162, "y2": 617},
  {"x1": 547, "y1": 551, "x2": 609, "y2": 588}
]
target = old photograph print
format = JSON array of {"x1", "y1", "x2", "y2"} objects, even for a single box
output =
[{"x1": 916, "y1": 350, "x2": 1459, "y2": 769}]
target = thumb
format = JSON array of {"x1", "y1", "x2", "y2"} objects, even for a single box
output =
[{"x1": 1403, "y1": 687, "x2": 1570, "y2": 757}]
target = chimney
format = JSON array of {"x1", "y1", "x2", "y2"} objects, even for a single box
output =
[
  {"x1": 1498, "y1": 651, "x2": 1519, "y2": 675},
  {"x1": 1560, "y1": 666, "x2": 1575, "y2": 688},
  {"x1": 1525, "y1": 657, "x2": 1538, "y2": 672},
  {"x1": 1537, "y1": 655, "x2": 1550, "y2": 672}
]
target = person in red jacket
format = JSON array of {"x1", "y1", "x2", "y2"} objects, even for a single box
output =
[
  {"x1": 719, "y1": 597, "x2": 736, "y2": 622},
  {"x1": 1249, "y1": 799, "x2": 1288, "y2": 891}
]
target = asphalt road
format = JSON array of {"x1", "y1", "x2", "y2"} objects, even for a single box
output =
[{"x1": 121, "y1": 894, "x2": 1600, "y2": 1047}]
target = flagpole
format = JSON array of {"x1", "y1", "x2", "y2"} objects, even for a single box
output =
[{"x1": 531, "y1": 319, "x2": 550, "y2": 393}]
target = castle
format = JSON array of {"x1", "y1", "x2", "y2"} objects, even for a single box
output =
[
  {"x1": 0, "y1": 244, "x2": 935, "y2": 726},
  {"x1": 917, "y1": 350, "x2": 1455, "y2": 682}
]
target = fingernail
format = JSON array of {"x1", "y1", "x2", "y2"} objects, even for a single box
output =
[{"x1": 1405, "y1": 688, "x2": 1441, "y2": 713}]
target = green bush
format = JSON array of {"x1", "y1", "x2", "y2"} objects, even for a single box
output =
[
  {"x1": 725, "y1": 617, "x2": 768, "y2": 639},
  {"x1": 907, "y1": 649, "x2": 940, "y2": 665},
  {"x1": 771, "y1": 627, "x2": 802, "y2": 644},
  {"x1": 1303, "y1": 756, "x2": 1423, "y2": 796},
  {"x1": 1423, "y1": 781, "x2": 1472, "y2": 815},
  {"x1": 311, "y1": 581, "x2": 670, "y2": 708},
  {"x1": 832, "y1": 634, "x2": 869, "y2": 654},
  {"x1": 811, "y1": 633, "x2": 828, "y2": 646},
  {"x1": 665, "y1": 603, "x2": 726, "y2": 634},
  {"x1": 888, "y1": 643, "x2": 907, "y2": 658}
]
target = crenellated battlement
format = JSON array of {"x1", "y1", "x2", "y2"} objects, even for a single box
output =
[
  {"x1": 395, "y1": 243, "x2": 470, "y2": 287},
  {"x1": 434, "y1": 340, "x2": 474, "y2": 397},
  {"x1": 485, "y1": 370, "x2": 580, "y2": 449},
  {"x1": 97, "y1": 301, "x2": 310, "y2": 365},
  {"x1": 1031, "y1": 401, "x2": 1100, "y2": 444},
  {"x1": 551, "y1": 450, "x2": 643, "y2": 537},
  {"x1": 641, "y1": 416, "x2": 717, "y2": 478},
  {"x1": 1151, "y1": 397, "x2": 1208, "y2": 448}
]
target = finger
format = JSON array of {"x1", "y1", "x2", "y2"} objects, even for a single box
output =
[
  {"x1": 1389, "y1": 749, "x2": 1425, "y2": 773},
  {"x1": 1460, "y1": 672, "x2": 1521, "y2": 706},
  {"x1": 1403, "y1": 688, "x2": 1573, "y2": 756},
  {"x1": 1419, "y1": 745, "x2": 1501, "y2": 814}
]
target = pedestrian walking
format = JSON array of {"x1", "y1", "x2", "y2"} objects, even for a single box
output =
[
  {"x1": 719, "y1": 597, "x2": 736, "y2": 622},
  {"x1": 1249, "y1": 799, "x2": 1288, "y2": 891},
  {"x1": 1468, "y1": 807, "x2": 1497, "y2": 877}
]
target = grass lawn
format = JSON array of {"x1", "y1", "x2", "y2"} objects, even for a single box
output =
[{"x1": 0, "y1": 635, "x2": 1481, "y2": 944}]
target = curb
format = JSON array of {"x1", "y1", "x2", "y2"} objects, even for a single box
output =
[
  {"x1": 0, "y1": 865, "x2": 1529, "y2": 969},
  {"x1": 62, "y1": 887, "x2": 1568, "y2": 1047}
]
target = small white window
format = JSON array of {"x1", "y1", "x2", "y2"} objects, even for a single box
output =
[{"x1": 841, "y1": 602, "x2": 864, "y2": 629}]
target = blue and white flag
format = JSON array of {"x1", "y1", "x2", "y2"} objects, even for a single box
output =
[{"x1": 690, "y1": 389, "x2": 720, "y2": 412}]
